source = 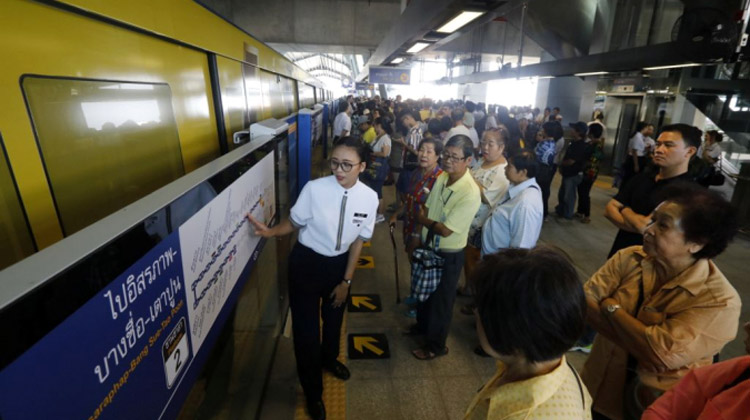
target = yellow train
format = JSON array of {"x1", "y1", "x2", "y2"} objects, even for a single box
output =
[{"x1": 0, "y1": 0, "x2": 329, "y2": 270}]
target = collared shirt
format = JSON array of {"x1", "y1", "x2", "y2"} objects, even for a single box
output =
[
  {"x1": 447, "y1": 124, "x2": 472, "y2": 142},
  {"x1": 469, "y1": 159, "x2": 510, "y2": 234},
  {"x1": 403, "y1": 125, "x2": 422, "y2": 170},
  {"x1": 290, "y1": 176, "x2": 378, "y2": 257},
  {"x1": 464, "y1": 356, "x2": 592, "y2": 420},
  {"x1": 481, "y1": 178, "x2": 543, "y2": 256},
  {"x1": 422, "y1": 170, "x2": 481, "y2": 251},
  {"x1": 629, "y1": 132, "x2": 646, "y2": 156},
  {"x1": 333, "y1": 112, "x2": 352, "y2": 137},
  {"x1": 581, "y1": 247, "x2": 741, "y2": 420}
]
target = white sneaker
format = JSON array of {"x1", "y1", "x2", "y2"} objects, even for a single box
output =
[{"x1": 376, "y1": 214, "x2": 385, "y2": 223}]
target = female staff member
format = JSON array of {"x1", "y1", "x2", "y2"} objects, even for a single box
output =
[
  {"x1": 581, "y1": 184, "x2": 741, "y2": 420},
  {"x1": 248, "y1": 137, "x2": 378, "y2": 420}
]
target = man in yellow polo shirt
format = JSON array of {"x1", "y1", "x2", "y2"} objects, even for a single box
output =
[{"x1": 409, "y1": 134, "x2": 480, "y2": 360}]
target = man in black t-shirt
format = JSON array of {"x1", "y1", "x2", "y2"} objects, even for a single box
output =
[
  {"x1": 605, "y1": 123, "x2": 702, "y2": 257},
  {"x1": 555, "y1": 122, "x2": 591, "y2": 219}
]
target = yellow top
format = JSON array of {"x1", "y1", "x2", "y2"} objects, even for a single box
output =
[
  {"x1": 422, "y1": 171, "x2": 480, "y2": 251},
  {"x1": 362, "y1": 127, "x2": 377, "y2": 144},
  {"x1": 465, "y1": 356, "x2": 592, "y2": 420}
]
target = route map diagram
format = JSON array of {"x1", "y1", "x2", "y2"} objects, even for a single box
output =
[{"x1": 179, "y1": 152, "x2": 275, "y2": 353}]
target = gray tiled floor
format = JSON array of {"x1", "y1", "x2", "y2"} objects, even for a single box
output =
[{"x1": 259, "y1": 173, "x2": 750, "y2": 419}]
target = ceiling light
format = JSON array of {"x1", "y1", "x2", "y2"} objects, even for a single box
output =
[
  {"x1": 574, "y1": 71, "x2": 609, "y2": 76},
  {"x1": 537, "y1": 76, "x2": 555, "y2": 79},
  {"x1": 407, "y1": 42, "x2": 431, "y2": 54},
  {"x1": 643, "y1": 63, "x2": 701, "y2": 70},
  {"x1": 436, "y1": 11, "x2": 484, "y2": 33},
  {"x1": 391, "y1": 58, "x2": 404, "y2": 64}
]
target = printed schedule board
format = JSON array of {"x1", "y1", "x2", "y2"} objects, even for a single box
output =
[{"x1": 0, "y1": 152, "x2": 276, "y2": 420}]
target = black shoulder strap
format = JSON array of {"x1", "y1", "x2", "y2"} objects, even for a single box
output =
[{"x1": 567, "y1": 361, "x2": 585, "y2": 409}]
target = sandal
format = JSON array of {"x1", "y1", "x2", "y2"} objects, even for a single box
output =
[{"x1": 412, "y1": 347, "x2": 449, "y2": 360}]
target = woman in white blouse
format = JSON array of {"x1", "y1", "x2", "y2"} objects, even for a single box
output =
[{"x1": 461, "y1": 127, "x2": 510, "y2": 297}]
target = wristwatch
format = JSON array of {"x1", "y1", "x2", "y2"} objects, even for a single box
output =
[
  {"x1": 342, "y1": 279, "x2": 352, "y2": 286},
  {"x1": 606, "y1": 303, "x2": 621, "y2": 315}
]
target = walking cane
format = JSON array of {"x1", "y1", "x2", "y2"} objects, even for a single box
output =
[{"x1": 389, "y1": 222, "x2": 401, "y2": 304}]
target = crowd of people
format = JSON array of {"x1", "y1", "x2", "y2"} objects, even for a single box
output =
[{"x1": 253, "y1": 94, "x2": 744, "y2": 420}]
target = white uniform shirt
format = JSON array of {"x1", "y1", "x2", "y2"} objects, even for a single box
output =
[
  {"x1": 628, "y1": 132, "x2": 646, "y2": 156},
  {"x1": 371, "y1": 134, "x2": 392, "y2": 156},
  {"x1": 290, "y1": 176, "x2": 378, "y2": 257},
  {"x1": 333, "y1": 112, "x2": 352, "y2": 137},
  {"x1": 468, "y1": 127, "x2": 480, "y2": 149},
  {"x1": 446, "y1": 125, "x2": 472, "y2": 143}
]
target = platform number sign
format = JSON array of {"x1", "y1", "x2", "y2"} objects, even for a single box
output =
[{"x1": 162, "y1": 317, "x2": 190, "y2": 389}]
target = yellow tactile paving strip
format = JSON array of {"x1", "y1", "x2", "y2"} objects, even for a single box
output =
[{"x1": 294, "y1": 314, "x2": 348, "y2": 420}]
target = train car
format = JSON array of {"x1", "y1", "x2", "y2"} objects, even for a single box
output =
[{"x1": 0, "y1": 0, "x2": 332, "y2": 270}]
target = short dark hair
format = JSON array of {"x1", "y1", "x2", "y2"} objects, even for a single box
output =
[
  {"x1": 427, "y1": 119, "x2": 442, "y2": 136},
  {"x1": 707, "y1": 129, "x2": 724, "y2": 143},
  {"x1": 507, "y1": 150, "x2": 538, "y2": 178},
  {"x1": 660, "y1": 182, "x2": 738, "y2": 259},
  {"x1": 473, "y1": 247, "x2": 586, "y2": 363},
  {"x1": 417, "y1": 137, "x2": 444, "y2": 156},
  {"x1": 542, "y1": 121, "x2": 563, "y2": 140},
  {"x1": 445, "y1": 134, "x2": 474, "y2": 160},
  {"x1": 465, "y1": 101, "x2": 476, "y2": 112},
  {"x1": 338, "y1": 101, "x2": 349, "y2": 113},
  {"x1": 399, "y1": 110, "x2": 416, "y2": 121},
  {"x1": 451, "y1": 108, "x2": 465, "y2": 124},
  {"x1": 374, "y1": 117, "x2": 393, "y2": 136},
  {"x1": 588, "y1": 123, "x2": 603, "y2": 139},
  {"x1": 553, "y1": 107, "x2": 561, "y2": 112},
  {"x1": 660, "y1": 123, "x2": 702, "y2": 149},
  {"x1": 439, "y1": 116, "x2": 453, "y2": 132},
  {"x1": 333, "y1": 136, "x2": 370, "y2": 167}
]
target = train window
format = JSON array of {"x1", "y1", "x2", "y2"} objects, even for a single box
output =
[
  {"x1": 22, "y1": 77, "x2": 185, "y2": 235},
  {"x1": 0, "y1": 135, "x2": 36, "y2": 270}
]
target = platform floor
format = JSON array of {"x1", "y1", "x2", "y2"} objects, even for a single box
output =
[{"x1": 258, "y1": 171, "x2": 750, "y2": 420}]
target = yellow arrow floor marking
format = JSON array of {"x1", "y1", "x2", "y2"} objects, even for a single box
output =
[
  {"x1": 353, "y1": 336, "x2": 384, "y2": 356},
  {"x1": 351, "y1": 296, "x2": 376, "y2": 310}
]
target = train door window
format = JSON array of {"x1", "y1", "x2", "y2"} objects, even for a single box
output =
[
  {"x1": 0, "y1": 135, "x2": 36, "y2": 270},
  {"x1": 22, "y1": 77, "x2": 185, "y2": 235}
]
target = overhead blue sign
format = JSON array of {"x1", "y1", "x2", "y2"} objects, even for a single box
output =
[
  {"x1": 355, "y1": 82, "x2": 374, "y2": 90},
  {"x1": 369, "y1": 66, "x2": 411, "y2": 85}
]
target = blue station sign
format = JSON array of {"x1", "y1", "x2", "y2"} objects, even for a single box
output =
[{"x1": 369, "y1": 66, "x2": 411, "y2": 85}]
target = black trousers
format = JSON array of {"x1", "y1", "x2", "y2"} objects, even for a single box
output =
[
  {"x1": 577, "y1": 176, "x2": 596, "y2": 217},
  {"x1": 416, "y1": 250, "x2": 464, "y2": 353},
  {"x1": 536, "y1": 164, "x2": 556, "y2": 218},
  {"x1": 288, "y1": 242, "x2": 349, "y2": 402}
]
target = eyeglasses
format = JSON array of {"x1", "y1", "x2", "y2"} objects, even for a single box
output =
[
  {"x1": 329, "y1": 159, "x2": 361, "y2": 172},
  {"x1": 442, "y1": 152, "x2": 466, "y2": 163}
]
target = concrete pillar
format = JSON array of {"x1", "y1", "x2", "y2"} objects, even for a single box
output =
[
  {"x1": 538, "y1": 76, "x2": 584, "y2": 124},
  {"x1": 578, "y1": 77, "x2": 599, "y2": 121}
]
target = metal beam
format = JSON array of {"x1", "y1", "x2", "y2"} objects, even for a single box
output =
[
  {"x1": 356, "y1": 0, "x2": 492, "y2": 81},
  {"x1": 292, "y1": 53, "x2": 353, "y2": 71},
  {"x1": 443, "y1": 42, "x2": 721, "y2": 84},
  {"x1": 308, "y1": 66, "x2": 351, "y2": 80}
]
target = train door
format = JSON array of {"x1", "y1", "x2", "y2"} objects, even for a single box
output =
[{"x1": 602, "y1": 96, "x2": 643, "y2": 177}]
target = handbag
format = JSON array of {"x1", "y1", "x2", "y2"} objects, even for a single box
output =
[{"x1": 410, "y1": 222, "x2": 444, "y2": 302}]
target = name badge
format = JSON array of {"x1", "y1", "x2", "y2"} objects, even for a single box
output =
[{"x1": 354, "y1": 212, "x2": 368, "y2": 218}]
